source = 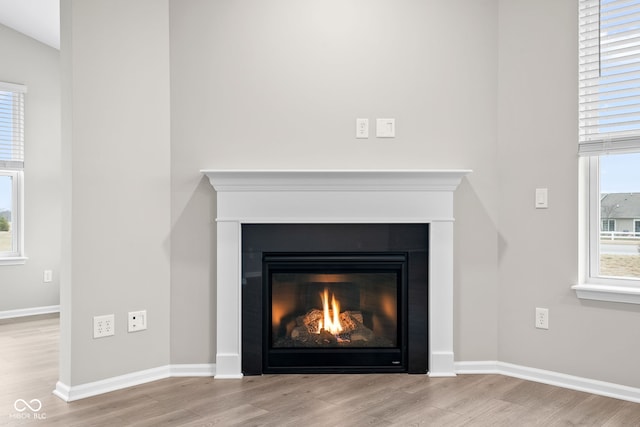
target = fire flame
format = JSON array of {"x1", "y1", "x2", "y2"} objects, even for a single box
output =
[{"x1": 318, "y1": 288, "x2": 343, "y2": 335}]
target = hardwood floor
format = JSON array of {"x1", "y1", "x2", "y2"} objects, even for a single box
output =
[{"x1": 1, "y1": 315, "x2": 639, "y2": 426}]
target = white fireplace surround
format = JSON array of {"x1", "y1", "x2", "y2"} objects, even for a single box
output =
[{"x1": 203, "y1": 169, "x2": 471, "y2": 378}]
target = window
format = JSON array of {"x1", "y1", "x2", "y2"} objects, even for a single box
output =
[
  {"x1": 0, "y1": 81, "x2": 26, "y2": 264},
  {"x1": 601, "y1": 218, "x2": 615, "y2": 233},
  {"x1": 575, "y1": 0, "x2": 640, "y2": 303}
]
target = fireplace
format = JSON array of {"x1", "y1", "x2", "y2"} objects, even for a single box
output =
[
  {"x1": 242, "y1": 223, "x2": 428, "y2": 374},
  {"x1": 202, "y1": 169, "x2": 470, "y2": 379}
]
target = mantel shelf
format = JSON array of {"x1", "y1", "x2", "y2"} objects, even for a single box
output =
[{"x1": 201, "y1": 169, "x2": 472, "y2": 192}]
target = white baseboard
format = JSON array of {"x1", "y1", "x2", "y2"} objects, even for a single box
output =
[
  {"x1": 169, "y1": 363, "x2": 216, "y2": 377},
  {"x1": 429, "y1": 351, "x2": 456, "y2": 377},
  {"x1": 53, "y1": 364, "x2": 216, "y2": 402},
  {"x1": 54, "y1": 366, "x2": 171, "y2": 402},
  {"x1": 52, "y1": 381, "x2": 71, "y2": 402},
  {"x1": 54, "y1": 360, "x2": 640, "y2": 404},
  {"x1": 455, "y1": 361, "x2": 640, "y2": 404},
  {"x1": 0, "y1": 305, "x2": 60, "y2": 320}
]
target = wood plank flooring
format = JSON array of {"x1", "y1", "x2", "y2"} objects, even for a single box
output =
[{"x1": 1, "y1": 314, "x2": 639, "y2": 426}]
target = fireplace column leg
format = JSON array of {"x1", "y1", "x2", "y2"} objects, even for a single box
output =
[
  {"x1": 429, "y1": 221, "x2": 456, "y2": 377},
  {"x1": 215, "y1": 220, "x2": 243, "y2": 378}
]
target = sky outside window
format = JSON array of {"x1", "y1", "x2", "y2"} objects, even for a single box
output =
[
  {"x1": 601, "y1": 153, "x2": 640, "y2": 193},
  {"x1": 0, "y1": 176, "x2": 11, "y2": 212},
  {"x1": 0, "y1": 90, "x2": 15, "y2": 213}
]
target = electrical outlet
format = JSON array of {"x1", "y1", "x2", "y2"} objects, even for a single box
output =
[
  {"x1": 128, "y1": 310, "x2": 147, "y2": 332},
  {"x1": 356, "y1": 118, "x2": 369, "y2": 138},
  {"x1": 535, "y1": 307, "x2": 549, "y2": 330},
  {"x1": 93, "y1": 314, "x2": 115, "y2": 338}
]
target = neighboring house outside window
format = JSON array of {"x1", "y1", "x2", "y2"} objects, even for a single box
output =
[
  {"x1": 600, "y1": 193, "x2": 640, "y2": 237},
  {"x1": 575, "y1": 1, "x2": 640, "y2": 303},
  {"x1": 0, "y1": 81, "x2": 26, "y2": 265}
]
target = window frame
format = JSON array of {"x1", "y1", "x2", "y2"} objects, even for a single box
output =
[
  {"x1": 574, "y1": 0, "x2": 640, "y2": 303},
  {"x1": 0, "y1": 81, "x2": 27, "y2": 266},
  {"x1": 573, "y1": 156, "x2": 640, "y2": 304},
  {"x1": 0, "y1": 169, "x2": 25, "y2": 264}
]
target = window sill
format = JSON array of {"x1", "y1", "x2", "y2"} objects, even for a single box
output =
[
  {"x1": 0, "y1": 256, "x2": 28, "y2": 266},
  {"x1": 572, "y1": 283, "x2": 640, "y2": 305}
]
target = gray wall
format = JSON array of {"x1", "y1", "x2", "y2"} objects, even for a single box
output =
[
  {"x1": 0, "y1": 24, "x2": 61, "y2": 313},
  {"x1": 59, "y1": 0, "x2": 640, "y2": 389},
  {"x1": 61, "y1": 0, "x2": 171, "y2": 385},
  {"x1": 168, "y1": 0, "x2": 501, "y2": 364},
  {"x1": 497, "y1": 0, "x2": 640, "y2": 388}
]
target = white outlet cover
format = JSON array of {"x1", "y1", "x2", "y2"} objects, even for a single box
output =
[
  {"x1": 376, "y1": 118, "x2": 395, "y2": 138},
  {"x1": 356, "y1": 118, "x2": 369, "y2": 139},
  {"x1": 93, "y1": 314, "x2": 115, "y2": 338},
  {"x1": 128, "y1": 310, "x2": 147, "y2": 332},
  {"x1": 535, "y1": 307, "x2": 549, "y2": 330}
]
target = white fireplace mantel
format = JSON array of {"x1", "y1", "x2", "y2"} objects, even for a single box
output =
[{"x1": 202, "y1": 169, "x2": 471, "y2": 378}]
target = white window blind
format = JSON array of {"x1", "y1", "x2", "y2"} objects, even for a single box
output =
[
  {"x1": 0, "y1": 81, "x2": 26, "y2": 169},
  {"x1": 579, "y1": 0, "x2": 640, "y2": 155}
]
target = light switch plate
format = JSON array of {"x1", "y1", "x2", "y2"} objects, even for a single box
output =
[
  {"x1": 376, "y1": 118, "x2": 395, "y2": 138},
  {"x1": 535, "y1": 188, "x2": 548, "y2": 209}
]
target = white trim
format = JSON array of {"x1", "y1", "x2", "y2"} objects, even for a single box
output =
[
  {"x1": 428, "y1": 351, "x2": 457, "y2": 378},
  {"x1": 54, "y1": 366, "x2": 171, "y2": 402},
  {"x1": 455, "y1": 360, "x2": 501, "y2": 374},
  {"x1": 215, "y1": 217, "x2": 456, "y2": 224},
  {"x1": 202, "y1": 169, "x2": 471, "y2": 192},
  {"x1": 0, "y1": 305, "x2": 59, "y2": 319},
  {"x1": 455, "y1": 361, "x2": 640, "y2": 404},
  {"x1": 588, "y1": 156, "x2": 600, "y2": 280},
  {"x1": 0, "y1": 170, "x2": 25, "y2": 260},
  {"x1": 0, "y1": 81, "x2": 27, "y2": 93},
  {"x1": 0, "y1": 256, "x2": 28, "y2": 266},
  {"x1": 572, "y1": 283, "x2": 640, "y2": 304},
  {"x1": 53, "y1": 364, "x2": 217, "y2": 402},
  {"x1": 214, "y1": 373, "x2": 244, "y2": 379},
  {"x1": 53, "y1": 360, "x2": 640, "y2": 404},
  {"x1": 52, "y1": 381, "x2": 70, "y2": 402},
  {"x1": 577, "y1": 156, "x2": 640, "y2": 304},
  {"x1": 169, "y1": 364, "x2": 216, "y2": 377},
  {"x1": 204, "y1": 169, "x2": 471, "y2": 379}
]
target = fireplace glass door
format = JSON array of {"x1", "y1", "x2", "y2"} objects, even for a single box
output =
[{"x1": 263, "y1": 253, "x2": 407, "y2": 373}]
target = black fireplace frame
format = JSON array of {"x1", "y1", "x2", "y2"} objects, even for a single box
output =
[
  {"x1": 241, "y1": 223, "x2": 429, "y2": 375},
  {"x1": 263, "y1": 252, "x2": 408, "y2": 373}
]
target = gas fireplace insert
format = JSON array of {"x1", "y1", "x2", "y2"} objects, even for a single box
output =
[
  {"x1": 242, "y1": 223, "x2": 429, "y2": 374},
  {"x1": 265, "y1": 253, "x2": 407, "y2": 373}
]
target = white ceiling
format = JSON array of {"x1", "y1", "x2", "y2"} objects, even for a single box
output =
[{"x1": 0, "y1": 0, "x2": 60, "y2": 49}]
